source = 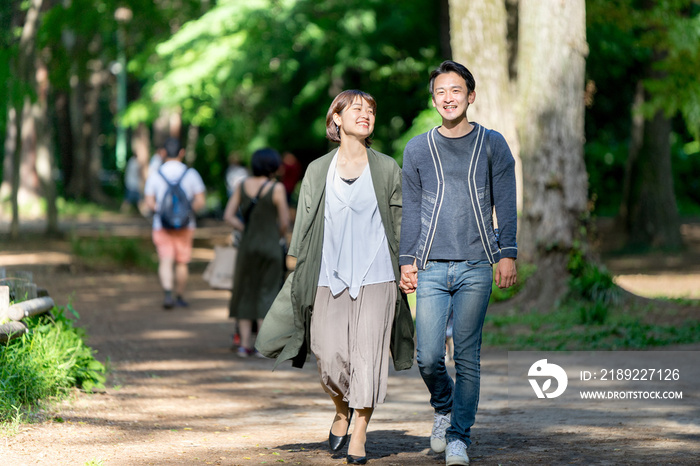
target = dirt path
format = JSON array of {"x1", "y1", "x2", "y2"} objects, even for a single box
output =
[{"x1": 1, "y1": 217, "x2": 699, "y2": 465}]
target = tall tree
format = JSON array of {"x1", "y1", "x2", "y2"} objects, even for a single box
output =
[
  {"x1": 516, "y1": 0, "x2": 588, "y2": 307},
  {"x1": 35, "y1": 58, "x2": 59, "y2": 234},
  {"x1": 619, "y1": 79, "x2": 683, "y2": 249},
  {"x1": 587, "y1": 0, "x2": 700, "y2": 250},
  {"x1": 448, "y1": 0, "x2": 522, "y2": 212},
  {"x1": 447, "y1": 0, "x2": 588, "y2": 308},
  {"x1": 618, "y1": 2, "x2": 698, "y2": 250},
  {"x1": 450, "y1": 0, "x2": 587, "y2": 307},
  {"x1": 3, "y1": 0, "x2": 44, "y2": 238},
  {"x1": 39, "y1": 0, "x2": 206, "y2": 202}
]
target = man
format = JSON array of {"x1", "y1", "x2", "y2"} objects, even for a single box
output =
[
  {"x1": 400, "y1": 60, "x2": 518, "y2": 465},
  {"x1": 144, "y1": 137, "x2": 206, "y2": 309}
]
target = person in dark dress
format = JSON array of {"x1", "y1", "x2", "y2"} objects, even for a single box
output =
[{"x1": 224, "y1": 148, "x2": 290, "y2": 357}]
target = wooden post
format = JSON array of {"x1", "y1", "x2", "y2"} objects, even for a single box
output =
[
  {"x1": 0, "y1": 286, "x2": 9, "y2": 321},
  {"x1": 7, "y1": 296, "x2": 55, "y2": 321},
  {"x1": 0, "y1": 321, "x2": 28, "y2": 343}
]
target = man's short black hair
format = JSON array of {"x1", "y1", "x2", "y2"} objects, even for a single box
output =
[
  {"x1": 251, "y1": 148, "x2": 281, "y2": 177},
  {"x1": 163, "y1": 137, "x2": 182, "y2": 159},
  {"x1": 429, "y1": 60, "x2": 476, "y2": 95}
]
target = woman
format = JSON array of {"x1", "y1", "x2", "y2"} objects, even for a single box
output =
[
  {"x1": 256, "y1": 90, "x2": 415, "y2": 464},
  {"x1": 224, "y1": 148, "x2": 290, "y2": 357}
]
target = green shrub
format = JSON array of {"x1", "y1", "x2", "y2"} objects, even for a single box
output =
[
  {"x1": 566, "y1": 244, "x2": 620, "y2": 324},
  {"x1": 71, "y1": 234, "x2": 157, "y2": 271},
  {"x1": 0, "y1": 305, "x2": 106, "y2": 422}
]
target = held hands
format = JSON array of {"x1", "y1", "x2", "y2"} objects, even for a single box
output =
[
  {"x1": 400, "y1": 263, "x2": 418, "y2": 294},
  {"x1": 494, "y1": 257, "x2": 517, "y2": 289},
  {"x1": 400, "y1": 258, "x2": 516, "y2": 292}
]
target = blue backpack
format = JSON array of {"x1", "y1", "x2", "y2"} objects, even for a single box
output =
[{"x1": 158, "y1": 167, "x2": 192, "y2": 230}]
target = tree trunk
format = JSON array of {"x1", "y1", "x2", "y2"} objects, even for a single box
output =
[
  {"x1": 86, "y1": 68, "x2": 109, "y2": 203},
  {"x1": 64, "y1": 65, "x2": 108, "y2": 203},
  {"x1": 66, "y1": 70, "x2": 88, "y2": 198},
  {"x1": 185, "y1": 123, "x2": 199, "y2": 165},
  {"x1": 7, "y1": 0, "x2": 43, "y2": 238},
  {"x1": 54, "y1": 90, "x2": 74, "y2": 191},
  {"x1": 2, "y1": 107, "x2": 17, "y2": 209},
  {"x1": 618, "y1": 82, "x2": 683, "y2": 250},
  {"x1": 35, "y1": 59, "x2": 59, "y2": 235},
  {"x1": 619, "y1": 99, "x2": 682, "y2": 248},
  {"x1": 9, "y1": 100, "x2": 23, "y2": 238},
  {"x1": 438, "y1": 0, "x2": 452, "y2": 58},
  {"x1": 448, "y1": 0, "x2": 523, "y2": 213},
  {"x1": 516, "y1": 0, "x2": 588, "y2": 308}
]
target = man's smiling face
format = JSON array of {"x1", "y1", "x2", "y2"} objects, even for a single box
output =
[{"x1": 431, "y1": 71, "x2": 475, "y2": 124}]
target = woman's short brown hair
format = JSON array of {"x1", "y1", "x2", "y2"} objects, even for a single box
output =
[{"x1": 325, "y1": 90, "x2": 377, "y2": 147}]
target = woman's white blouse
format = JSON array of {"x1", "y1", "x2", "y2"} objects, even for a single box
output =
[{"x1": 318, "y1": 153, "x2": 395, "y2": 298}]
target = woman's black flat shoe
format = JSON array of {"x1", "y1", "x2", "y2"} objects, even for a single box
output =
[
  {"x1": 328, "y1": 408, "x2": 354, "y2": 451},
  {"x1": 347, "y1": 454, "x2": 367, "y2": 464}
]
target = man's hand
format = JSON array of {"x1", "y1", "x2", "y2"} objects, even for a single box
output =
[
  {"x1": 400, "y1": 263, "x2": 418, "y2": 294},
  {"x1": 494, "y1": 257, "x2": 517, "y2": 289}
]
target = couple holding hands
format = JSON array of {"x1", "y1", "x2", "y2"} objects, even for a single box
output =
[{"x1": 256, "y1": 60, "x2": 518, "y2": 466}]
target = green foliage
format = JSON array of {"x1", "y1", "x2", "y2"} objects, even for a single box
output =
[
  {"x1": 583, "y1": 139, "x2": 628, "y2": 216},
  {"x1": 566, "y1": 244, "x2": 621, "y2": 324},
  {"x1": 673, "y1": 138, "x2": 700, "y2": 215},
  {"x1": 0, "y1": 406, "x2": 23, "y2": 437},
  {"x1": 0, "y1": 305, "x2": 106, "y2": 422},
  {"x1": 83, "y1": 459, "x2": 105, "y2": 466},
  {"x1": 567, "y1": 246, "x2": 619, "y2": 305},
  {"x1": 585, "y1": 0, "x2": 700, "y2": 216},
  {"x1": 70, "y1": 234, "x2": 157, "y2": 271},
  {"x1": 483, "y1": 306, "x2": 700, "y2": 350},
  {"x1": 125, "y1": 0, "x2": 441, "y2": 166},
  {"x1": 640, "y1": 3, "x2": 700, "y2": 140},
  {"x1": 587, "y1": 0, "x2": 700, "y2": 139},
  {"x1": 56, "y1": 198, "x2": 118, "y2": 217},
  {"x1": 391, "y1": 108, "x2": 441, "y2": 163}
]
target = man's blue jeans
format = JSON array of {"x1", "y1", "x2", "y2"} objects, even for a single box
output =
[{"x1": 415, "y1": 260, "x2": 493, "y2": 447}]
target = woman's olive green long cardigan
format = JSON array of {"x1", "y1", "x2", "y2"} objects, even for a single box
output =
[{"x1": 255, "y1": 147, "x2": 415, "y2": 371}]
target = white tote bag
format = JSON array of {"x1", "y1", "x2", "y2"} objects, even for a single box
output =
[{"x1": 202, "y1": 245, "x2": 237, "y2": 290}]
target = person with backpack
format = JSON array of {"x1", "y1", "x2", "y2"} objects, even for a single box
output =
[{"x1": 144, "y1": 137, "x2": 206, "y2": 310}]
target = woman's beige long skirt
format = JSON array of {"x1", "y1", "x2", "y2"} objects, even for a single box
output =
[{"x1": 310, "y1": 281, "x2": 396, "y2": 409}]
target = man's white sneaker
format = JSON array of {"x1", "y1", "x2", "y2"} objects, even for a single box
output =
[
  {"x1": 430, "y1": 412, "x2": 451, "y2": 453},
  {"x1": 445, "y1": 439, "x2": 469, "y2": 465}
]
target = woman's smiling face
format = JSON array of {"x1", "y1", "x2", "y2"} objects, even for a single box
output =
[{"x1": 334, "y1": 96, "x2": 375, "y2": 142}]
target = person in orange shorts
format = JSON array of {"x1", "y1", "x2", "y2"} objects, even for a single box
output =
[{"x1": 144, "y1": 137, "x2": 206, "y2": 309}]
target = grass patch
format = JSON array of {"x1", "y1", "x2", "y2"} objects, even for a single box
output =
[
  {"x1": 57, "y1": 198, "x2": 119, "y2": 217},
  {"x1": 484, "y1": 301, "x2": 700, "y2": 350},
  {"x1": 0, "y1": 406, "x2": 24, "y2": 437},
  {"x1": 0, "y1": 305, "x2": 106, "y2": 423},
  {"x1": 70, "y1": 233, "x2": 157, "y2": 271},
  {"x1": 84, "y1": 459, "x2": 105, "y2": 466},
  {"x1": 484, "y1": 250, "x2": 700, "y2": 350}
]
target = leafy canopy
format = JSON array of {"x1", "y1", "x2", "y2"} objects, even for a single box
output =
[{"x1": 123, "y1": 0, "x2": 442, "y2": 161}]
